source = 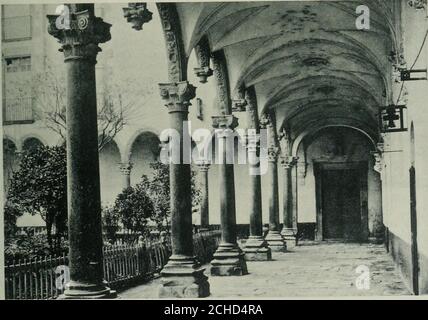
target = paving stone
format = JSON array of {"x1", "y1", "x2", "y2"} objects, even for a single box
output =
[{"x1": 119, "y1": 243, "x2": 411, "y2": 298}]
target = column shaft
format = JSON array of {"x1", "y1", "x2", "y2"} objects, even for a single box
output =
[
  {"x1": 169, "y1": 110, "x2": 193, "y2": 257},
  {"x1": 199, "y1": 165, "x2": 210, "y2": 229},
  {"x1": 268, "y1": 159, "x2": 280, "y2": 232},
  {"x1": 263, "y1": 115, "x2": 286, "y2": 252},
  {"x1": 280, "y1": 158, "x2": 297, "y2": 246},
  {"x1": 210, "y1": 50, "x2": 247, "y2": 276}
]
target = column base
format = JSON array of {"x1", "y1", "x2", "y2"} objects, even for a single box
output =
[
  {"x1": 281, "y1": 227, "x2": 297, "y2": 248},
  {"x1": 211, "y1": 243, "x2": 248, "y2": 276},
  {"x1": 59, "y1": 281, "x2": 117, "y2": 299},
  {"x1": 244, "y1": 236, "x2": 272, "y2": 261},
  {"x1": 158, "y1": 255, "x2": 210, "y2": 298},
  {"x1": 265, "y1": 230, "x2": 287, "y2": 252}
]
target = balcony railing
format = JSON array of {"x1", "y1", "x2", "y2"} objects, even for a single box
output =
[
  {"x1": 2, "y1": 15, "x2": 32, "y2": 41},
  {"x1": 2, "y1": 97, "x2": 34, "y2": 124}
]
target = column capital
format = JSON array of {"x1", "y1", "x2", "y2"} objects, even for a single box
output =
[
  {"x1": 47, "y1": 7, "x2": 111, "y2": 62},
  {"x1": 196, "y1": 160, "x2": 211, "y2": 172},
  {"x1": 259, "y1": 113, "x2": 271, "y2": 130},
  {"x1": 408, "y1": 0, "x2": 426, "y2": 9},
  {"x1": 159, "y1": 81, "x2": 196, "y2": 113},
  {"x1": 268, "y1": 147, "x2": 280, "y2": 163},
  {"x1": 280, "y1": 156, "x2": 298, "y2": 169},
  {"x1": 194, "y1": 36, "x2": 213, "y2": 83},
  {"x1": 231, "y1": 98, "x2": 247, "y2": 112},
  {"x1": 119, "y1": 162, "x2": 133, "y2": 175},
  {"x1": 212, "y1": 114, "x2": 239, "y2": 130},
  {"x1": 122, "y1": 3, "x2": 153, "y2": 31},
  {"x1": 194, "y1": 66, "x2": 213, "y2": 84}
]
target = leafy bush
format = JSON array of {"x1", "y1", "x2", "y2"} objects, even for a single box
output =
[
  {"x1": 102, "y1": 205, "x2": 121, "y2": 244},
  {"x1": 113, "y1": 183, "x2": 156, "y2": 238},
  {"x1": 6, "y1": 146, "x2": 67, "y2": 247},
  {"x1": 5, "y1": 233, "x2": 68, "y2": 263}
]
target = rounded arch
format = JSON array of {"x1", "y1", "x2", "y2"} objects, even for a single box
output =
[
  {"x1": 99, "y1": 138, "x2": 122, "y2": 204},
  {"x1": 3, "y1": 136, "x2": 18, "y2": 151},
  {"x1": 124, "y1": 128, "x2": 161, "y2": 163},
  {"x1": 291, "y1": 124, "x2": 377, "y2": 158},
  {"x1": 22, "y1": 136, "x2": 44, "y2": 152},
  {"x1": 129, "y1": 130, "x2": 161, "y2": 185}
]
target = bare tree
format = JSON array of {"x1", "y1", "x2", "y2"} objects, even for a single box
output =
[{"x1": 30, "y1": 62, "x2": 150, "y2": 150}]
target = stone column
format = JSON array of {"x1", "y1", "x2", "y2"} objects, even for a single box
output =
[
  {"x1": 158, "y1": 81, "x2": 209, "y2": 298},
  {"x1": 47, "y1": 5, "x2": 115, "y2": 299},
  {"x1": 119, "y1": 162, "x2": 133, "y2": 189},
  {"x1": 262, "y1": 115, "x2": 286, "y2": 252},
  {"x1": 291, "y1": 164, "x2": 299, "y2": 235},
  {"x1": 210, "y1": 115, "x2": 248, "y2": 276},
  {"x1": 196, "y1": 161, "x2": 210, "y2": 231},
  {"x1": 280, "y1": 156, "x2": 297, "y2": 247},
  {"x1": 210, "y1": 50, "x2": 247, "y2": 276},
  {"x1": 243, "y1": 87, "x2": 271, "y2": 261}
]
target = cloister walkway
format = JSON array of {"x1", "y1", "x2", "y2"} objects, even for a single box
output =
[{"x1": 120, "y1": 242, "x2": 411, "y2": 298}]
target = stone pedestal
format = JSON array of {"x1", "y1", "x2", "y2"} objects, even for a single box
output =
[
  {"x1": 159, "y1": 255, "x2": 210, "y2": 298},
  {"x1": 244, "y1": 236, "x2": 272, "y2": 261},
  {"x1": 281, "y1": 228, "x2": 297, "y2": 249},
  {"x1": 47, "y1": 5, "x2": 115, "y2": 299},
  {"x1": 265, "y1": 230, "x2": 287, "y2": 252},
  {"x1": 157, "y1": 82, "x2": 210, "y2": 297},
  {"x1": 210, "y1": 243, "x2": 248, "y2": 276}
]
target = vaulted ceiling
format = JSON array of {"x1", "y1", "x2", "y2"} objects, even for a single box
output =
[{"x1": 176, "y1": 1, "x2": 401, "y2": 142}]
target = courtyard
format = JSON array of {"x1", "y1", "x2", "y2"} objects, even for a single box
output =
[{"x1": 120, "y1": 242, "x2": 410, "y2": 298}]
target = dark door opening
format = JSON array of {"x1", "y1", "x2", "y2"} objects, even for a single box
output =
[
  {"x1": 322, "y1": 169, "x2": 361, "y2": 240},
  {"x1": 315, "y1": 162, "x2": 368, "y2": 242}
]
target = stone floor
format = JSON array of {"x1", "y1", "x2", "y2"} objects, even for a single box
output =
[{"x1": 120, "y1": 242, "x2": 411, "y2": 298}]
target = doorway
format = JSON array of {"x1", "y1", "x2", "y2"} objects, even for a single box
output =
[{"x1": 315, "y1": 162, "x2": 368, "y2": 242}]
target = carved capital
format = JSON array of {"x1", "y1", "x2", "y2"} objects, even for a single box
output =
[
  {"x1": 373, "y1": 152, "x2": 383, "y2": 174},
  {"x1": 408, "y1": 0, "x2": 427, "y2": 9},
  {"x1": 268, "y1": 147, "x2": 280, "y2": 163},
  {"x1": 280, "y1": 155, "x2": 294, "y2": 169},
  {"x1": 232, "y1": 98, "x2": 247, "y2": 112},
  {"x1": 159, "y1": 81, "x2": 196, "y2": 113},
  {"x1": 212, "y1": 114, "x2": 239, "y2": 130},
  {"x1": 259, "y1": 113, "x2": 270, "y2": 129},
  {"x1": 123, "y1": 3, "x2": 153, "y2": 31},
  {"x1": 47, "y1": 7, "x2": 111, "y2": 62},
  {"x1": 119, "y1": 162, "x2": 133, "y2": 175},
  {"x1": 194, "y1": 66, "x2": 213, "y2": 84},
  {"x1": 196, "y1": 160, "x2": 211, "y2": 172}
]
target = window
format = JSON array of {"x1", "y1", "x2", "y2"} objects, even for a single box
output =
[
  {"x1": 2, "y1": 5, "x2": 32, "y2": 41},
  {"x1": 5, "y1": 56, "x2": 31, "y2": 73},
  {"x1": 3, "y1": 55, "x2": 33, "y2": 124}
]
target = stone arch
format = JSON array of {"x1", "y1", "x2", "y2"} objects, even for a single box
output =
[
  {"x1": 22, "y1": 136, "x2": 44, "y2": 152},
  {"x1": 129, "y1": 131, "x2": 161, "y2": 185},
  {"x1": 291, "y1": 124, "x2": 377, "y2": 159},
  {"x1": 3, "y1": 138, "x2": 18, "y2": 195},
  {"x1": 99, "y1": 138, "x2": 122, "y2": 205},
  {"x1": 156, "y1": 3, "x2": 188, "y2": 82}
]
